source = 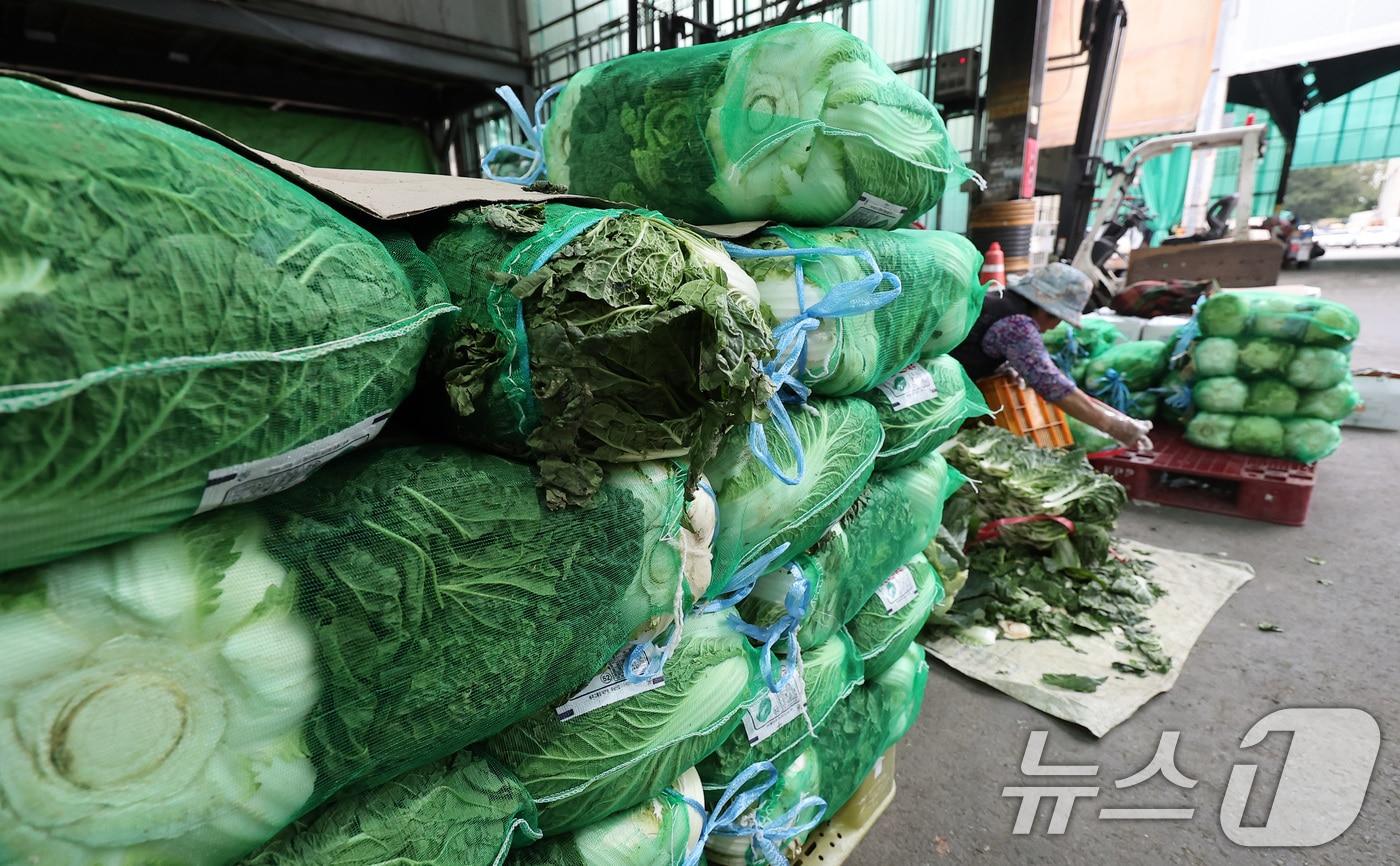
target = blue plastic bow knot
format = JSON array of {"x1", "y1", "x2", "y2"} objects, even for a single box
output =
[
  {"x1": 1050, "y1": 328, "x2": 1080, "y2": 374},
  {"x1": 679, "y1": 762, "x2": 828, "y2": 866},
  {"x1": 728, "y1": 563, "x2": 811, "y2": 693},
  {"x1": 1092, "y1": 368, "x2": 1132, "y2": 414},
  {"x1": 481, "y1": 84, "x2": 563, "y2": 184},
  {"x1": 1171, "y1": 294, "x2": 1207, "y2": 363},
  {"x1": 699, "y1": 543, "x2": 793, "y2": 615},
  {"x1": 722, "y1": 240, "x2": 902, "y2": 486}
]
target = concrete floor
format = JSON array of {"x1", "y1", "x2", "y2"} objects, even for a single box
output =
[{"x1": 849, "y1": 250, "x2": 1400, "y2": 866}]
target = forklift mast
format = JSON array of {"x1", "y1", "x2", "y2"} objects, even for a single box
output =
[{"x1": 1054, "y1": 0, "x2": 1129, "y2": 263}]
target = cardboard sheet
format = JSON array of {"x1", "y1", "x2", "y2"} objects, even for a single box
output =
[{"x1": 921, "y1": 540, "x2": 1254, "y2": 737}]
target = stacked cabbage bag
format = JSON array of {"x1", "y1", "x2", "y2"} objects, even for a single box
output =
[
  {"x1": 542, "y1": 21, "x2": 980, "y2": 227},
  {"x1": 1183, "y1": 292, "x2": 1360, "y2": 461},
  {"x1": 0, "y1": 77, "x2": 455, "y2": 573},
  {"x1": 0, "y1": 446, "x2": 698, "y2": 864}
]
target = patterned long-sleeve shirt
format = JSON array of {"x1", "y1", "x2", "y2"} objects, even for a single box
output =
[{"x1": 982, "y1": 314, "x2": 1078, "y2": 402}]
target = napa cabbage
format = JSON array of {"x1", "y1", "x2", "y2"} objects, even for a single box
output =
[
  {"x1": 1192, "y1": 337, "x2": 1239, "y2": 378},
  {"x1": 1244, "y1": 380, "x2": 1300, "y2": 418},
  {"x1": 1192, "y1": 377, "x2": 1247, "y2": 413},
  {"x1": 846, "y1": 554, "x2": 944, "y2": 679},
  {"x1": 1297, "y1": 382, "x2": 1362, "y2": 421},
  {"x1": 1236, "y1": 338, "x2": 1295, "y2": 379},
  {"x1": 0, "y1": 78, "x2": 452, "y2": 572},
  {"x1": 543, "y1": 22, "x2": 976, "y2": 226},
  {"x1": 861, "y1": 353, "x2": 991, "y2": 471},
  {"x1": 1283, "y1": 418, "x2": 1342, "y2": 463},
  {"x1": 1286, "y1": 347, "x2": 1351, "y2": 390},
  {"x1": 1185, "y1": 412, "x2": 1238, "y2": 450},
  {"x1": 705, "y1": 397, "x2": 882, "y2": 598},
  {"x1": 1230, "y1": 416, "x2": 1286, "y2": 457}
]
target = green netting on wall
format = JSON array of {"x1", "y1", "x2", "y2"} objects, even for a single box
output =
[{"x1": 105, "y1": 88, "x2": 438, "y2": 173}]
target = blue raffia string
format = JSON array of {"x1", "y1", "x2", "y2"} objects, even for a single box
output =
[
  {"x1": 722, "y1": 241, "x2": 902, "y2": 486},
  {"x1": 1091, "y1": 368, "x2": 1132, "y2": 414},
  {"x1": 1164, "y1": 381, "x2": 1193, "y2": 412},
  {"x1": 1172, "y1": 295, "x2": 1207, "y2": 364},
  {"x1": 480, "y1": 84, "x2": 563, "y2": 184},
  {"x1": 678, "y1": 762, "x2": 827, "y2": 866},
  {"x1": 1050, "y1": 328, "x2": 1080, "y2": 374},
  {"x1": 727, "y1": 563, "x2": 811, "y2": 693},
  {"x1": 698, "y1": 543, "x2": 793, "y2": 616}
]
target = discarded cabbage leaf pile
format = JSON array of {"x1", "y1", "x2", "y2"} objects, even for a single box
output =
[
  {"x1": 1183, "y1": 291, "x2": 1360, "y2": 462},
  {"x1": 544, "y1": 21, "x2": 979, "y2": 226},
  {"x1": 420, "y1": 203, "x2": 773, "y2": 508},
  {"x1": 932, "y1": 427, "x2": 1170, "y2": 674},
  {"x1": 0, "y1": 446, "x2": 688, "y2": 865},
  {"x1": 0, "y1": 77, "x2": 452, "y2": 572}
]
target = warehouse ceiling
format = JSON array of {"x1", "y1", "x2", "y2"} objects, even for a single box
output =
[{"x1": 0, "y1": 0, "x2": 529, "y2": 121}]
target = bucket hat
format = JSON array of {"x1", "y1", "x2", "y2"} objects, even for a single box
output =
[{"x1": 1007, "y1": 262, "x2": 1092, "y2": 327}]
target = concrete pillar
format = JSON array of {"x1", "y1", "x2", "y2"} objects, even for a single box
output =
[
  {"x1": 1182, "y1": 0, "x2": 1239, "y2": 231},
  {"x1": 1377, "y1": 158, "x2": 1400, "y2": 222}
]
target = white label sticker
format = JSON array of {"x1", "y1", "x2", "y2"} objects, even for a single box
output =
[
  {"x1": 836, "y1": 192, "x2": 909, "y2": 229},
  {"x1": 742, "y1": 672, "x2": 807, "y2": 745},
  {"x1": 876, "y1": 566, "x2": 919, "y2": 615},
  {"x1": 196, "y1": 412, "x2": 391, "y2": 514},
  {"x1": 555, "y1": 637, "x2": 665, "y2": 721},
  {"x1": 876, "y1": 363, "x2": 939, "y2": 411}
]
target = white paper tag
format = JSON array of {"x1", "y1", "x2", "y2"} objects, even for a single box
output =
[
  {"x1": 836, "y1": 193, "x2": 909, "y2": 229},
  {"x1": 196, "y1": 411, "x2": 391, "y2": 514},
  {"x1": 555, "y1": 637, "x2": 665, "y2": 721},
  {"x1": 876, "y1": 566, "x2": 919, "y2": 615},
  {"x1": 742, "y1": 672, "x2": 807, "y2": 745},
  {"x1": 876, "y1": 363, "x2": 939, "y2": 411}
]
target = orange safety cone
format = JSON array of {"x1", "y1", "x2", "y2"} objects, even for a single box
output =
[{"x1": 979, "y1": 241, "x2": 1005, "y2": 288}]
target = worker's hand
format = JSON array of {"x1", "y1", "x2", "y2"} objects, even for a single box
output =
[
  {"x1": 1000, "y1": 364, "x2": 1026, "y2": 390},
  {"x1": 1111, "y1": 417, "x2": 1154, "y2": 451}
]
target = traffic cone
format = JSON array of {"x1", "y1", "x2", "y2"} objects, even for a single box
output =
[{"x1": 979, "y1": 241, "x2": 1005, "y2": 288}]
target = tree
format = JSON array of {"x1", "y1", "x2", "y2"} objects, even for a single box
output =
[{"x1": 1285, "y1": 162, "x2": 1383, "y2": 222}]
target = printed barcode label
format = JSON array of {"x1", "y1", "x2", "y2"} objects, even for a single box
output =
[
  {"x1": 876, "y1": 364, "x2": 939, "y2": 411},
  {"x1": 555, "y1": 637, "x2": 665, "y2": 721},
  {"x1": 876, "y1": 566, "x2": 919, "y2": 614},
  {"x1": 197, "y1": 412, "x2": 391, "y2": 514},
  {"x1": 742, "y1": 672, "x2": 807, "y2": 745},
  {"x1": 836, "y1": 193, "x2": 909, "y2": 229}
]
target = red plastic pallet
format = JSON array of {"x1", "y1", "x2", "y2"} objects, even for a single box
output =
[{"x1": 1088, "y1": 427, "x2": 1317, "y2": 526}]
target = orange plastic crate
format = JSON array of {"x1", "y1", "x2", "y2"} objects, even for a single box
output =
[{"x1": 977, "y1": 373, "x2": 1073, "y2": 448}]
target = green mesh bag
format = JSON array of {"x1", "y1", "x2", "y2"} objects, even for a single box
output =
[
  {"x1": 860, "y1": 354, "x2": 991, "y2": 471},
  {"x1": 242, "y1": 755, "x2": 541, "y2": 866},
  {"x1": 736, "y1": 227, "x2": 982, "y2": 396},
  {"x1": 921, "y1": 240, "x2": 986, "y2": 357},
  {"x1": 482, "y1": 611, "x2": 759, "y2": 835},
  {"x1": 1191, "y1": 337, "x2": 1239, "y2": 378},
  {"x1": 0, "y1": 445, "x2": 689, "y2": 865},
  {"x1": 509, "y1": 770, "x2": 707, "y2": 866},
  {"x1": 740, "y1": 452, "x2": 963, "y2": 651},
  {"x1": 804, "y1": 643, "x2": 927, "y2": 816},
  {"x1": 0, "y1": 78, "x2": 455, "y2": 573},
  {"x1": 1155, "y1": 369, "x2": 1193, "y2": 426},
  {"x1": 698, "y1": 629, "x2": 864, "y2": 796},
  {"x1": 1126, "y1": 391, "x2": 1159, "y2": 420},
  {"x1": 1236, "y1": 337, "x2": 1296, "y2": 379},
  {"x1": 1199, "y1": 292, "x2": 1360, "y2": 346},
  {"x1": 1083, "y1": 341, "x2": 1169, "y2": 392},
  {"x1": 706, "y1": 397, "x2": 881, "y2": 599},
  {"x1": 1244, "y1": 379, "x2": 1300, "y2": 417},
  {"x1": 1184, "y1": 412, "x2": 1238, "y2": 450},
  {"x1": 1044, "y1": 318, "x2": 1125, "y2": 373},
  {"x1": 846, "y1": 554, "x2": 944, "y2": 679},
  {"x1": 542, "y1": 22, "x2": 978, "y2": 227},
  {"x1": 1230, "y1": 416, "x2": 1286, "y2": 457},
  {"x1": 701, "y1": 748, "x2": 825, "y2": 866},
  {"x1": 1193, "y1": 377, "x2": 1248, "y2": 414},
  {"x1": 1297, "y1": 381, "x2": 1362, "y2": 421},
  {"x1": 419, "y1": 202, "x2": 773, "y2": 509},
  {"x1": 1285, "y1": 346, "x2": 1351, "y2": 390},
  {"x1": 1284, "y1": 418, "x2": 1343, "y2": 463},
  {"x1": 1065, "y1": 415, "x2": 1116, "y2": 452}
]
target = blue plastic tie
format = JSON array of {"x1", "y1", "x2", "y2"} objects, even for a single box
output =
[
  {"x1": 1092, "y1": 368, "x2": 1133, "y2": 414},
  {"x1": 728, "y1": 563, "x2": 811, "y2": 693},
  {"x1": 481, "y1": 84, "x2": 563, "y2": 184},
  {"x1": 1164, "y1": 381, "x2": 1193, "y2": 412},
  {"x1": 723, "y1": 241, "x2": 902, "y2": 487},
  {"x1": 679, "y1": 762, "x2": 827, "y2": 866},
  {"x1": 1172, "y1": 295, "x2": 1207, "y2": 364},
  {"x1": 622, "y1": 618, "x2": 680, "y2": 685},
  {"x1": 699, "y1": 543, "x2": 793, "y2": 615},
  {"x1": 1050, "y1": 329, "x2": 1080, "y2": 374}
]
